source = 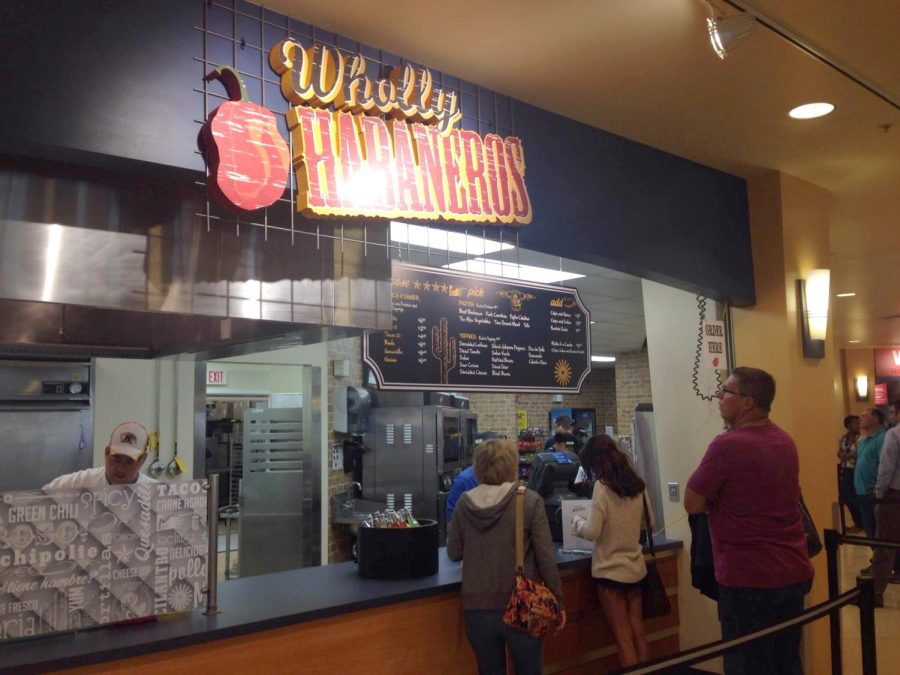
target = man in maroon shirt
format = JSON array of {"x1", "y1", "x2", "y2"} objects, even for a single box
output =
[{"x1": 685, "y1": 367, "x2": 813, "y2": 675}]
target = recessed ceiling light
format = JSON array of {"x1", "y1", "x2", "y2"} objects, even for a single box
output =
[
  {"x1": 590, "y1": 321, "x2": 596, "y2": 324},
  {"x1": 836, "y1": 292, "x2": 856, "y2": 298},
  {"x1": 591, "y1": 355, "x2": 616, "y2": 363},
  {"x1": 848, "y1": 340, "x2": 861, "y2": 344},
  {"x1": 788, "y1": 102, "x2": 834, "y2": 120}
]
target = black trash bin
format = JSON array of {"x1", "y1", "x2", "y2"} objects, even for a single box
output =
[{"x1": 356, "y1": 519, "x2": 439, "y2": 579}]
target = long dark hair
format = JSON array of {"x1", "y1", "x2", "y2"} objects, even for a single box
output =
[{"x1": 582, "y1": 434, "x2": 645, "y2": 498}]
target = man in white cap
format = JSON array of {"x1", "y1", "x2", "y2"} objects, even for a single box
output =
[{"x1": 44, "y1": 421, "x2": 156, "y2": 489}]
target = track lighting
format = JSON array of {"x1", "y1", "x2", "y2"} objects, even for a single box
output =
[{"x1": 706, "y1": 6, "x2": 757, "y2": 59}]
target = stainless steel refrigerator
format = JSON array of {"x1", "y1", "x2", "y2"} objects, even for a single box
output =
[
  {"x1": 0, "y1": 360, "x2": 93, "y2": 492},
  {"x1": 362, "y1": 405, "x2": 477, "y2": 543}
]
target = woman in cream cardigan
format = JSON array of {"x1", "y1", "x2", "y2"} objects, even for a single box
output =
[{"x1": 571, "y1": 434, "x2": 651, "y2": 667}]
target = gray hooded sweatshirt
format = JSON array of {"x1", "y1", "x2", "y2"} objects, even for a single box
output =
[{"x1": 447, "y1": 482, "x2": 563, "y2": 611}]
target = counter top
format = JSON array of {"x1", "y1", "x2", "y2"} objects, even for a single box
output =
[{"x1": 0, "y1": 538, "x2": 681, "y2": 673}]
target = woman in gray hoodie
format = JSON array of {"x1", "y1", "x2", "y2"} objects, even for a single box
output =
[{"x1": 447, "y1": 438, "x2": 564, "y2": 675}]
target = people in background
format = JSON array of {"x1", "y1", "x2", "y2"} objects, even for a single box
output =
[
  {"x1": 887, "y1": 402, "x2": 900, "y2": 578},
  {"x1": 685, "y1": 367, "x2": 813, "y2": 675},
  {"x1": 855, "y1": 407, "x2": 886, "y2": 552},
  {"x1": 889, "y1": 400, "x2": 900, "y2": 428},
  {"x1": 838, "y1": 414, "x2": 863, "y2": 533},
  {"x1": 873, "y1": 420, "x2": 900, "y2": 606},
  {"x1": 447, "y1": 438, "x2": 564, "y2": 675},
  {"x1": 44, "y1": 421, "x2": 156, "y2": 489},
  {"x1": 551, "y1": 431, "x2": 571, "y2": 453},
  {"x1": 446, "y1": 463, "x2": 479, "y2": 524},
  {"x1": 543, "y1": 414, "x2": 582, "y2": 453},
  {"x1": 570, "y1": 434, "x2": 650, "y2": 667}
]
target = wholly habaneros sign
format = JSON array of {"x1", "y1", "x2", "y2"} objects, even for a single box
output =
[{"x1": 263, "y1": 39, "x2": 532, "y2": 224}]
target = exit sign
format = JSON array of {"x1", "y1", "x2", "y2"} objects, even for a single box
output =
[{"x1": 207, "y1": 370, "x2": 227, "y2": 385}]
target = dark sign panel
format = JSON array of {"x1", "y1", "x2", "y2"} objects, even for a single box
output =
[
  {"x1": 874, "y1": 348, "x2": 900, "y2": 378},
  {"x1": 364, "y1": 263, "x2": 590, "y2": 392}
]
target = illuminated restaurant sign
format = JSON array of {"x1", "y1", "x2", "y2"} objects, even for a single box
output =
[
  {"x1": 874, "y1": 348, "x2": 900, "y2": 377},
  {"x1": 268, "y1": 40, "x2": 532, "y2": 224}
]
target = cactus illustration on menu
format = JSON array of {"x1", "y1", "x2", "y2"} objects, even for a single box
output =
[{"x1": 431, "y1": 317, "x2": 457, "y2": 384}]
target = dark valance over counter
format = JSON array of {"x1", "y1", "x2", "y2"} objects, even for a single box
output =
[{"x1": 0, "y1": 0, "x2": 754, "y2": 308}]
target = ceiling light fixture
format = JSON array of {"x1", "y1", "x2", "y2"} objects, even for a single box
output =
[
  {"x1": 848, "y1": 340, "x2": 861, "y2": 344},
  {"x1": 706, "y1": 6, "x2": 757, "y2": 59},
  {"x1": 788, "y1": 102, "x2": 835, "y2": 119},
  {"x1": 443, "y1": 258, "x2": 584, "y2": 284},
  {"x1": 390, "y1": 221, "x2": 514, "y2": 256},
  {"x1": 836, "y1": 292, "x2": 856, "y2": 298},
  {"x1": 722, "y1": 0, "x2": 900, "y2": 114},
  {"x1": 591, "y1": 356, "x2": 616, "y2": 363}
]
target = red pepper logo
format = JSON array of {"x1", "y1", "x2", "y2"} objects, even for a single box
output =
[{"x1": 201, "y1": 66, "x2": 290, "y2": 213}]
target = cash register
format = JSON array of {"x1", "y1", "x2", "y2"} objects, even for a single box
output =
[{"x1": 526, "y1": 450, "x2": 580, "y2": 542}]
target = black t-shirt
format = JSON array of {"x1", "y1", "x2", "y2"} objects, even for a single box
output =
[{"x1": 543, "y1": 432, "x2": 583, "y2": 453}]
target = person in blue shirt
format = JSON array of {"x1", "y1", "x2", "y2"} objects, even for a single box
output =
[
  {"x1": 446, "y1": 464, "x2": 480, "y2": 524},
  {"x1": 854, "y1": 407, "x2": 886, "y2": 564}
]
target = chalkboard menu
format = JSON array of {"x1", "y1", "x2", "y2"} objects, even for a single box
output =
[{"x1": 364, "y1": 263, "x2": 591, "y2": 392}]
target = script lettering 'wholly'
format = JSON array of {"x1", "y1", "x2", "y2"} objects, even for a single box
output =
[{"x1": 268, "y1": 39, "x2": 532, "y2": 224}]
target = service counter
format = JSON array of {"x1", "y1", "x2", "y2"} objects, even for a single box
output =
[{"x1": 0, "y1": 539, "x2": 681, "y2": 674}]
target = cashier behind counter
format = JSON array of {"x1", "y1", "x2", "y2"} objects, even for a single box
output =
[
  {"x1": 543, "y1": 415, "x2": 584, "y2": 452},
  {"x1": 43, "y1": 421, "x2": 157, "y2": 489}
]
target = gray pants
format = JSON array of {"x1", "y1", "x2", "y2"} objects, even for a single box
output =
[
  {"x1": 463, "y1": 610, "x2": 544, "y2": 675},
  {"x1": 873, "y1": 488, "x2": 900, "y2": 595}
]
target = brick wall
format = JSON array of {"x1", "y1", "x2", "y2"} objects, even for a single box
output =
[
  {"x1": 468, "y1": 366, "x2": 617, "y2": 442},
  {"x1": 615, "y1": 349, "x2": 653, "y2": 436}
]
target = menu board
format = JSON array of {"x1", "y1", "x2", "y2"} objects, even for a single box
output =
[
  {"x1": 364, "y1": 263, "x2": 590, "y2": 392},
  {"x1": 0, "y1": 480, "x2": 208, "y2": 640}
]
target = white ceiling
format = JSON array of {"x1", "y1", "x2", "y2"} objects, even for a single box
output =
[{"x1": 265, "y1": 0, "x2": 900, "y2": 349}]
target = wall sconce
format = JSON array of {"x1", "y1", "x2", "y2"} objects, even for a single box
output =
[
  {"x1": 855, "y1": 375, "x2": 869, "y2": 401},
  {"x1": 797, "y1": 268, "x2": 830, "y2": 358}
]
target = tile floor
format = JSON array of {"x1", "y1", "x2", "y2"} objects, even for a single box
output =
[{"x1": 837, "y1": 539, "x2": 900, "y2": 674}]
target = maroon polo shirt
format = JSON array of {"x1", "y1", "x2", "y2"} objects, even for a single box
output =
[{"x1": 687, "y1": 423, "x2": 814, "y2": 588}]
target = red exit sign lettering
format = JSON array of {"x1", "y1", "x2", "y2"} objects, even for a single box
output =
[{"x1": 207, "y1": 370, "x2": 227, "y2": 385}]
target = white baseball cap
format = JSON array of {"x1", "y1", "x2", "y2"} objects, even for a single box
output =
[{"x1": 108, "y1": 421, "x2": 149, "y2": 459}]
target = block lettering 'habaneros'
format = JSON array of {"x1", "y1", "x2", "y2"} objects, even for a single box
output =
[{"x1": 269, "y1": 38, "x2": 531, "y2": 224}]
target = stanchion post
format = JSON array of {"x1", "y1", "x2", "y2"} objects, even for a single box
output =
[
  {"x1": 205, "y1": 472, "x2": 219, "y2": 615},
  {"x1": 857, "y1": 575, "x2": 877, "y2": 675},
  {"x1": 824, "y1": 529, "x2": 842, "y2": 675},
  {"x1": 836, "y1": 464, "x2": 847, "y2": 533}
]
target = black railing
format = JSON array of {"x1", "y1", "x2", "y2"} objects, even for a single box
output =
[{"x1": 611, "y1": 518, "x2": 900, "y2": 675}]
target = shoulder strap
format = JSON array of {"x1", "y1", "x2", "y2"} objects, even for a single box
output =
[
  {"x1": 642, "y1": 491, "x2": 657, "y2": 560},
  {"x1": 515, "y1": 485, "x2": 526, "y2": 571}
]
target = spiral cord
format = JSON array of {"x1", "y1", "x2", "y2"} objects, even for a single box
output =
[{"x1": 692, "y1": 295, "x2": 724, "y2": 400}]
